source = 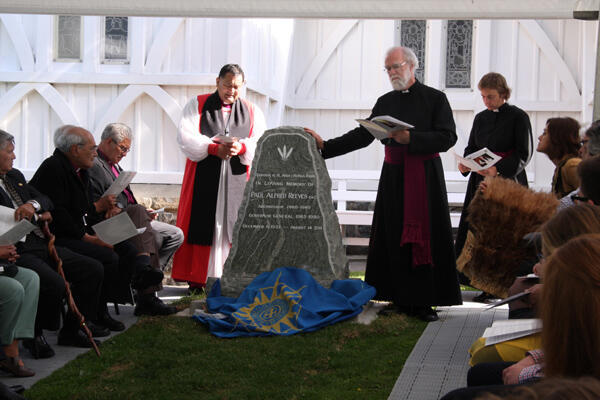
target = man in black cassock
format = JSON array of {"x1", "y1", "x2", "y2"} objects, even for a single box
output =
[{"x1": 306, "y1": 46, "x2": 462, "y2": 321}]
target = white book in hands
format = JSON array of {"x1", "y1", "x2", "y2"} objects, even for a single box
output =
[
  {"x1": 356, "y1": 115, "x2": 414, "y2": 140},
  {"x1": 103, "y1": 171, "x2": 136, "y2": 197},
  {"x1": 212, "y1": 134, "x2": 236, "y2": 144},
  {"x1": 0, "y1": 205, "x2": 37, "y2": 245},
  {"x1": 482, "y1": 318, "x2": 542, "y2": 346},
  {"x1": 453, "y1": 147, "x2": 502, "y2": 172},
  {"x1": 92, "y1": 212, "x2": 146, "y2": 246}
]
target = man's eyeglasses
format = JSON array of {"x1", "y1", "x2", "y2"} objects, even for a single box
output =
[
  {"x1": 113, "y1": 141, "x2": 130, "y2": 153},
  {"x1": 383, "y1": 61, "x2": 408, "y2": 72},
  {"x1": 580, "y1": 139, "x2": 589, "y2": 147}
]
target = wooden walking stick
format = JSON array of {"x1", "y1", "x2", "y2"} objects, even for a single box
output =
[{"x1": 41, "y1": 222, "x2": 101, "y2": 357}]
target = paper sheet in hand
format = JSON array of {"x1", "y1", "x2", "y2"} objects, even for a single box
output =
[
  {"x1": 103, "y1": 171, "x2": 136, "y2": 196},
  {"x1": 484, "y1": 291, "x2": 530, "y2": 311},
  {"x1": 482, "y1": 318, "x2": 542, "y2": 346},
  {"x1": 92, "y1": 212, "x2": 143, "y2": 245},
  {"x1": 0, "y1": 205, "x2": 36, "y2": 245},
  {"x1": 453, "y1": 147, "x2": 502, "y2": 172},
  {"x1": 356, "y1": 115, "x2": 414, "y2": 140},
  {"x1": 149, "y1": 207, "x2": 165, "y2": 214}
]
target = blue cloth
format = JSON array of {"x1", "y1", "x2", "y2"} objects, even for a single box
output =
[{"x1": 193, "y1": 267, "x2": 376, "y2": 338}]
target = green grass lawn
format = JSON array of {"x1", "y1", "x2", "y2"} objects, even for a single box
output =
[{"x1": 25, "y1": 301, "x2": 426, "y2": 400}]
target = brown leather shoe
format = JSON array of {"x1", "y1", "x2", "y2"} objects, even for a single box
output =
[{"x1": 0, "y1": 357, "x2": 35, "y2": 377}]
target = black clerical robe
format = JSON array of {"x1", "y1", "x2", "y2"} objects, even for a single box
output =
[
  {"x1": 321, "y1": 80, "x2": 462, "y2": 307},
  {"x1": 454, "y1": 103, "x2": 533, "y2": 258}
]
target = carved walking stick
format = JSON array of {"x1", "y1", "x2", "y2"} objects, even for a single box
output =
[{"x1": 41, "y1": 222, "x2": 101, "y2": 357}]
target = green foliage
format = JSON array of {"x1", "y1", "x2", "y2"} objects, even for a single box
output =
[{"x1": 26, "y1": 312, "x2": 425, "y2": 400}]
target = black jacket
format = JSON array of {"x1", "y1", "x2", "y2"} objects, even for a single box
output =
[{"x1": 29, "y1": 149, "x2": 102, "y2": 239}]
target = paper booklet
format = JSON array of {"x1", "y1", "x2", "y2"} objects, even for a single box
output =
[
  {"x1": 102, "y1": 170, "x2": 136, "y2": 197},
  {"x1": 453, "y1": 147, "x2": 502, "y2": 172},
  {"x1": 482, "y1": 319, "x2": 542, "y2": 346},
  {"x1": 92, "y1": 212, "x2": 146, "y2": 245},
  {"x1": 356, "y1": 115, "x2": 415, "y2": 140},
  {"x1": 0, "y1": 205, "x2": 37, "y2": 245}
]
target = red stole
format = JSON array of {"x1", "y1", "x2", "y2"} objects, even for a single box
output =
[{"x1": 384, "y1": 146, "x2": 439, "y2": 267}]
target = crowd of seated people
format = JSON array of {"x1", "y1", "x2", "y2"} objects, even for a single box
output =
[
  {"x1": 442, "y1": 120, "x2": 600, "y2": 399},
  {"x1": 0, "y1": 124, "x2": 183, "y2": 386}
]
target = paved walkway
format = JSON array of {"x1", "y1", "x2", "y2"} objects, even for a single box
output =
[{"x1": 388, "y1": 291, "x2": 508, "y2": 400}]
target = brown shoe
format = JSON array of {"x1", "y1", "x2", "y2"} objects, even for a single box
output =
[{"x1": 0, "y1": 357, "x2": 35, "y2": 377}]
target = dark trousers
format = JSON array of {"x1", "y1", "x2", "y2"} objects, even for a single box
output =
[
  {"x1": 16, "y1": 239, "x2": 103, "y2": 332},
  {"x1": 439, "y1": 362, "x2": 526, "y2": 400}
]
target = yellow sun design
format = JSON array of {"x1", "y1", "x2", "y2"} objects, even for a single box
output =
[{"x1": 232, "y1": 271, "x2": 306, "y2": 334}]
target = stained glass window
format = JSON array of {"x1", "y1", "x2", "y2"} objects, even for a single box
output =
[
  {"x1": 104, "y1": 17, "x2": 129, "y2": 62},
  {"x1": 445, "y1": 20, "x2": 473, "y2": 88},
  {"x1": 56, "y1": 16, "x2": 82, "y2": 61},
  {"x1": 400, "y1": 20, "x2": 426, "y2": 82}
]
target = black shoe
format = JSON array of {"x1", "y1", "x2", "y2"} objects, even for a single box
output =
[
  {"x1": 134, "y1": 294, "x2": 178, "y2": 316},
  {"x1": 133, "y1": 266, "x2": 164, "y2": 290},
  {"x1": 472, "y1": 292, "x2": 498, "y2": 304},
  {"x1": 86, "y1": 321, "x2": 111, "y2": 337},
  {"x1": 22, "y1": 335, "x2": 55, "y2": 359},
  {"x1": 413, "y1": 307, "x2": 439, "y2": 322},
  {"x1": 96, "y1": 312, "x2": 125, "y2": 332},
  {"x1": 0, "y1": 383, "x2": 26, "y2": 400},
  {"x1": 57, "y1": 328, "x2": 101, "y2": 348}
]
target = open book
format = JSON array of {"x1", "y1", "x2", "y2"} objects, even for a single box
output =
[
  {"x1": 0, "y1": 205, "x2": 37, "y2": 245},
  {"x1": 453, "y1": 147, "x2": 502, "y2": 172},
  {"x1": 482, "y1": 319, "x2": 541, "y2": 346},
  {"x1": 356, "y1": 115, "x2": 414, "y2": 140},
  {"x1": 92, "y1": 212, "x2": 146, "y2": 245},
  {"x1": 103, "y1": 170, "x2": 136, "y2": 197}
]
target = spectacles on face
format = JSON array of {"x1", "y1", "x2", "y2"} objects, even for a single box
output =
[
  {"x1": 580, "y1": 139, "x2": 589, "y2": 147},
  {"x1": 113, "y1": 140, "x2": 130, "y2": 154},
  {"x1": 383, "y1": 61, "x2": 408, "y2": 72}
]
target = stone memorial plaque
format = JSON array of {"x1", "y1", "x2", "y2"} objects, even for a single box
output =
[{"x1": 218, "y1": 126, "x2": 348, "y2": 296}]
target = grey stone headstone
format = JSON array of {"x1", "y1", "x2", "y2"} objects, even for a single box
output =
[{"x1": 218, "y1": 126, "x2": 348, "y2": 297}]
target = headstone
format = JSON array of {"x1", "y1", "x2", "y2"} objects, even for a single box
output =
[{"x1": 218, "y1": 126, "x2": 348, "y2": 297}]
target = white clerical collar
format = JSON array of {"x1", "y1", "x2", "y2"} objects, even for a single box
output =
[
  {"x1": 401, "y1": 89, "x2": 410, "y2": 94},
  {"x1": 492, "y1": 109, "x2": 499, "y2": 112}
]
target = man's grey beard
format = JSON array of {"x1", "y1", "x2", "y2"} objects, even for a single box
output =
[{"x1": 390, "y1": 75, "x2": 410, "y2": 91}]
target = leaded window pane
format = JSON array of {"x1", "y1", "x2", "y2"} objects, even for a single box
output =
[
  {"x1": 56, "y1": 16, "x2": 81, "y2": 60},
  {"x1": 400, "y1": 20, "x2": 426, "y2": 82},
  {"x1": 445, "y1": 20, "x2": 473, "y2": 88},
  {"x1": 104, "y1": 17, "x2": 128, "y2": 61}
]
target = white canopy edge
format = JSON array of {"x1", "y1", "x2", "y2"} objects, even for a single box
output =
[{"x1": 0, "y1": 0, "x2": 598, "y2": 19}]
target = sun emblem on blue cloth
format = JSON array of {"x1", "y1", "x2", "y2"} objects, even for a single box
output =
[{"x1": 232, "y1": 272, "x2": 305, "y2": 334}]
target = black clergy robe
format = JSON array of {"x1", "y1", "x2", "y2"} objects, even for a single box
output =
[
  {"x1": 321, "y1": 80, "x2": 462, "y2": 307},
  {"x1": 454, "y1": 103, "x2": 533, "y2": 258}
]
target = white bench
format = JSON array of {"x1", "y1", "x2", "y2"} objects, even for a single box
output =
[{"x1": 329, "y1": 170, "x2": 468, "y2": 247}]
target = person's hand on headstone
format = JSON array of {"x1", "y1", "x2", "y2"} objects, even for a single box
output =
[{"x1": 304, "y1": 128, "x2": 324, "y2": 150}]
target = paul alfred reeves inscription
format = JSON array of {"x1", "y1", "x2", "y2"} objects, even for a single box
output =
[{"x1": 218, "y1": 126, "x2": 348, "y2": 296}]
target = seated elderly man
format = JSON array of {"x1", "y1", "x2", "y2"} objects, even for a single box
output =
[
  {"x1": 0, "y1": 130, "x2": 105, "y2": 354},
  {"x1": 29, "y1": 125, "x2": 168, "y2": 329},
  {"x1": 88, "y1": 123, "x2": 181, "y2": 316}
]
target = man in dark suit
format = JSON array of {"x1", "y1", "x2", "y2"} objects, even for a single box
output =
[
  {"x1": 0, "y1": 130, "x2": 106, "y2": 356},
  {"x1": 88, "y1": 123, "x2": 180, "y2": 315},
  {"x1": 29, "y1": 125, "x2": 167, "y2": 325}
]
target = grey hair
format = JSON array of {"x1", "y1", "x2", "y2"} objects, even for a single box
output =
[
  {"x1": 101, "y1": 123, "x2": 132, "y2": 143},
  {"x1": 0, "y1": 130, "x2": 15, "y2": 150},
  {"x1": 386, "y1": 46, "x2": 419, "y2": 70},
  {"x1": 586, "y1": 120, "x2": 600, "y2": 156},
  {"x1": 54, "y1": 125, "x2": 85, "y2": 153}
]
